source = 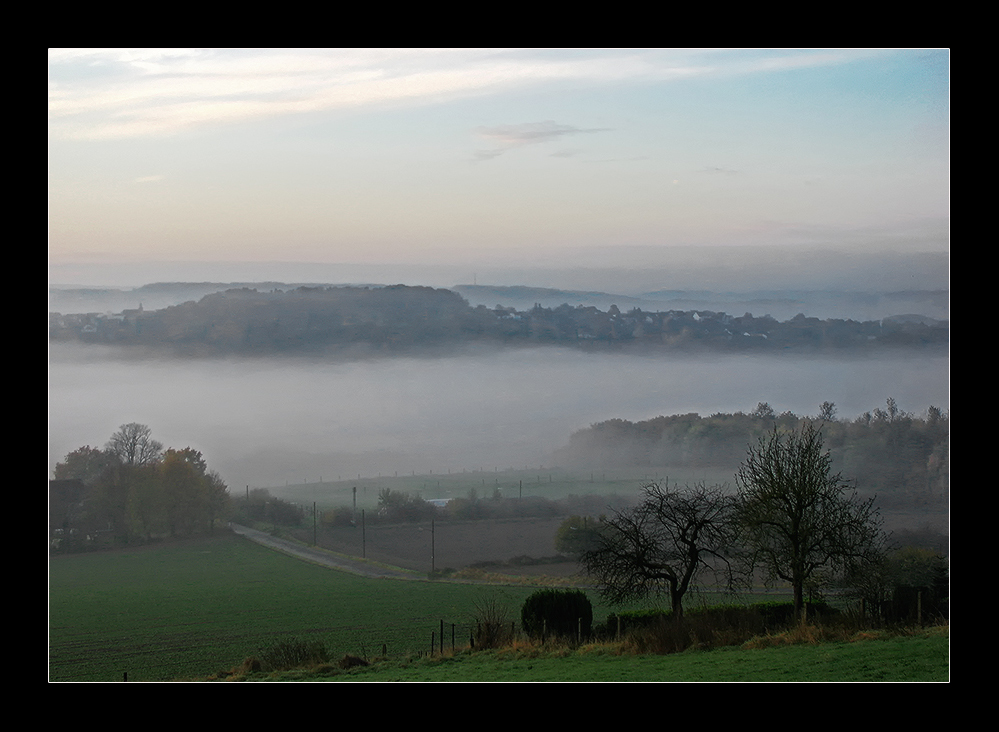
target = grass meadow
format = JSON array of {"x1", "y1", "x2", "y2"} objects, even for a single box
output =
[
  {"x1": 259, "y1": 629, "x2": 949, "y2": 682},
  {"x1": 49, "y1": 532, "x2": 557, "y2": 682},
  {"x1": 49, "y1": 530, "x2": 949, "y2": 683}
]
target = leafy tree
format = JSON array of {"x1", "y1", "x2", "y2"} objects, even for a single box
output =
[
  {"x1": 205, "y1": 470, "x2": 230, "y2": 531},
  {"x1": 161, "y1": 448, "x2": 209, "y2": 536},
  {"x1": 581, "y1": 482, "x2": 738, "y2": 620},
  {"x1": 736, "y1": 422, "x2": 887, "y2": 619},
  {"x1": 52, "y1": 445, "x2": 114, "y2": 485},
  {"x1": 376, "y1": 488, "x2": 436, "y2": 522},
  {"x1": 53, "y1": 425, "x2": 229, "y2": 546}
]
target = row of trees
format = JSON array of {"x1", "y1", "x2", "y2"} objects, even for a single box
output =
[
  {"x1": 51, "y1": 423, "x2": 229, "y2": 548},
  {"x1": 574, "y1": 422, "x2": 944, "y2": 623},
  {"x1": 556, "y1": 399, "x2": 948, "y2": 500},
  {"x1": 50, "y1": 284, "x2": 948, "y2": 355}
]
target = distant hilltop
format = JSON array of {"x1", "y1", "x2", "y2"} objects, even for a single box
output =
[
  {"x1": 453, "y1": 284, "x2": 949, "y2": 323},
  {"x1": 50, "y1": 281, "x2": 949, "y2": 323},
  {"x1": 50, "y1": 283, "x2": 948, "y2": 358}
]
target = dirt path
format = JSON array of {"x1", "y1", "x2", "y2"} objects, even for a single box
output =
[{"x1": 230, "y1": 523, "x2": 426, "y2": 580}]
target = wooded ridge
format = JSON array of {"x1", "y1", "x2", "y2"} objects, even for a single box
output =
[{"x1": 49, "y1": 284, "x2": 949, "y2": 356}]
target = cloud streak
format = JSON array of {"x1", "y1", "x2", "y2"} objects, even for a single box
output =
[
  {"x1": 473, "y1": 120, "x2": 611, "y2": 159},
  {"x1": 48, "y1": 48, "x2": 889, "y2": 141}
]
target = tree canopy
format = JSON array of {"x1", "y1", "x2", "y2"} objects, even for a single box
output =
[{"x1": 51, "y1": 424, "x2": 229, "y2": 549}]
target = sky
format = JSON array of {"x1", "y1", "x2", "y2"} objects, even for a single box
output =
[{"x1": 48, "y1": 48, "x2": 949, "y2": 290}]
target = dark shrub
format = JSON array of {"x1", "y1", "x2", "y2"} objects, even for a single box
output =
[
  {"x1": 521, "y1": 589, "x2": 593, "y2": 641},
  {"x1": 597, "y1": 601, "x2": 840, "y2": 642},
  {"x1": 258, "y1": 638, "x2": 330, "y2": 671}
]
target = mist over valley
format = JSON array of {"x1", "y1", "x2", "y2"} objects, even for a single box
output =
[{"x1": 49, "y1": 334, "x2": 948, "y2": 494}]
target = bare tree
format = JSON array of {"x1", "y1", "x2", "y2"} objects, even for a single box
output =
[
  {"x1": 105, "y1": 422, "x2": 163, "y2": 467},
  {"x1": 581, "y1": 482, "x2": 738, "y2": 620},
  {"x1": 736, "y1": 422, "x2": 886, "y2": 619}
]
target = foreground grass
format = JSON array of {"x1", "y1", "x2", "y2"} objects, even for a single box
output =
[
  {"x1": 226, "y1": 627, "x2": 948, "y2": 682},
  {"x1": 50, "y1": 531, "x2": 947, "y2": 683},
  {"x1": 49, "y1": 532, "x2": 549, "y2": 682}
]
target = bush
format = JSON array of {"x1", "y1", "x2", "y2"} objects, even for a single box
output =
[
  {"x1": 521, "y1": 589, "x2": 593, "y2": 641},
  {"x1": 321, "y1": 505, "x2": 357, "y2": 527},
  {"x1": 597, "y1": 601, "x2": 841, "y2": 646},
  {"x1": 472, "y1": 597, "x2": 515, "y2": 650},
  {"x1": 258, "y1": 638, "x2": 330, "y2": 671}
]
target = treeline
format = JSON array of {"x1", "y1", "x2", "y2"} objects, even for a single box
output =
[
  {"x1": 50, "y1": 423, "x2": 230, "y2": 551},
  {"x1": 49, "y1": 284, "x2": 948, "y2": 356},
  {"x1": 553, "y1": 400, "x2": 949, "y2": 503},
  {"x1": 319, "y1": 489, "x2": 631, "y2": 527},
  {"x1": 231, "y1": 488, "x2": 305, "y2": 527}
]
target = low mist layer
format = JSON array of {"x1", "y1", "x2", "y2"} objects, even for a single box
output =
[{"x1": 49, "y1": 343, "x2": 949, "y2": 491}]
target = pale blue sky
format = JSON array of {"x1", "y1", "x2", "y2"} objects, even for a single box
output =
[{"x1": 48, "y1": 48, "x2": 949, "y2": 287}]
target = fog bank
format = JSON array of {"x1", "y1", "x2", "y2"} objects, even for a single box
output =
[{"x1": 49, "y1": 343, "x2": 948, "y2": 490}]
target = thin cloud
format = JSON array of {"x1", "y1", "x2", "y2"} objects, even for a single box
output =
[
  {"x1": 473, "y1": 120, "x2": 611, "y2": 160},
  {"x1": 48, "y1": 48, "x2": 891, "y2": 141}
]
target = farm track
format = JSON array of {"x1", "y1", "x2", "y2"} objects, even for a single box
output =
[{"x1": 230, "y1": 524, "x2": 425, "y2": 580}]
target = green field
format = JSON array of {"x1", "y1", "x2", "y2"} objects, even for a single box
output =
[
  {"x1": 262, "y1": 631, "x2": 949, "y2": 682},
  {"x1": 49, "y1": 532, "x2": 573, "y2": 682},
  {"x1": 49, "y1": 531, "x2": 948, "y2": 682}
]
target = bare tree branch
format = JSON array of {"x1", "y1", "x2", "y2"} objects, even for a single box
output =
[{"x1": 581, "y1": 481, "x2": 738, "y2": 619}]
